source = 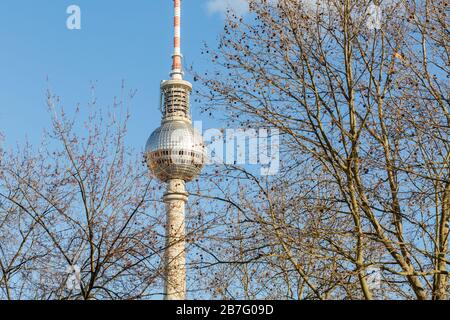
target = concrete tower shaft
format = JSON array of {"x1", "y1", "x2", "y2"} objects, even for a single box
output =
[{"x1": 163, "y1": 179, "x2": 188, "y2": 300}]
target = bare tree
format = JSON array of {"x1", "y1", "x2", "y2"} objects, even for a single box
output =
[
  {"x1": 0, "y1": 85, "x2": 165, "y2": 299},
  {"x1": 193, "y1": 0, "x2": 449, "y2": 300}
]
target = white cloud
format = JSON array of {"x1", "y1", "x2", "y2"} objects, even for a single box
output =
[
  {"x1": 207, "y1": 0, "x2": 250, "y2": 16},
  {"x1": 205, "y1": 0, "x2": 330, "y2": 17}
]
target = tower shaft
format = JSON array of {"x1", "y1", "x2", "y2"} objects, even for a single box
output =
[{"x1": 163, "y1": 179, "x2": 188, "y2": 300}]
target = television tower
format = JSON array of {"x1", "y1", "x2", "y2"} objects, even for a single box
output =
[{"x1": 145, "y1": 0, "x2": 204, "y2": 300}]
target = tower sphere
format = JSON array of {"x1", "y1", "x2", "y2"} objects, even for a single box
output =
[{"x1": 145, "y1": 120, "x2": 205, "y2": 182}]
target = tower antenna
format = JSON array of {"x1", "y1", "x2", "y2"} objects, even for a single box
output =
[{"x1": 171, "y1": 0, "x2": 183, "y2": 80}]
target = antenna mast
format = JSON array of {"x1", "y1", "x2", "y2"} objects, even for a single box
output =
[{"x1": 171, "y1": 0, "x2": 183, "y2": 80}]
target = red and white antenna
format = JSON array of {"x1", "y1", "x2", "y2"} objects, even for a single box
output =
[{"x1": 171, "y1": 0, "x2": 183, "y2": 80}]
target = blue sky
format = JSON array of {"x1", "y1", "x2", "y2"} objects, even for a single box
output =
[{"x1": 0, "y1": 0, "x2": 238, "y2": 150}]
